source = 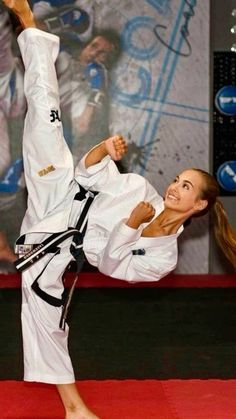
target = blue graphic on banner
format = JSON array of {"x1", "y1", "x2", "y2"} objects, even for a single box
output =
[
  {"x1": 111, "y1": 66, "x2": 151, "y2": 106},
  {"x1": 139, "y1": 0, "x2": 191, "y2": 172},
  {"x1": 113, "y1": 0, "x2": 203, "y2": 161},
  {"x1": 147, "y1": 0, "x2": 171, "y2": 16},
  {"x1": 216, "y1": 161, "x2": 236, "y2": 192},
  {"x1": 122, "y1": 16, "x2": 160, "y2": 60},
  {"x1": 215, "y1": 86, "x2": 236, "y2": 116}
]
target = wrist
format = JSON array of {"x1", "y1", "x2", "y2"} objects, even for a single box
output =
[
  {"x1": 126, "y1": 217, "x2": 142, "y2": 230},
  {"x1": 99, "y1": 142, "x2": 109, "y2": 159},
  {"x1": 84, "y1": 142, "x2": 108, "y2": 168}
]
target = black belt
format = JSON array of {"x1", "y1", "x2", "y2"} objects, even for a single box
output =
[
  {"x1": 59, "y1": 189, "x2": 96, "y2": 330},
  {"x1": 16, "y1": 184, "x2": 97, "y2": 329},
  {"x1": 15, "y1": 228, "x2": 78, "y2": 272}
]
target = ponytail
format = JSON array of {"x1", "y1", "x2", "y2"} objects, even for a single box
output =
[
  {"x1": 211, "y1": 199, "x2": 236, "y2": 268},
  {"x1": 192, "y1": 169, "x2": 236, "y2": 268}
]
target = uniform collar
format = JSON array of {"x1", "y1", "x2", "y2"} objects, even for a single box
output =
[{"x1": 137, "y1": 224, "x2": 184, "y2": 248}]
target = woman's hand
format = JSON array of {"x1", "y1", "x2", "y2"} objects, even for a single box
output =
[
  {"x1": 126, "y1": 201, "x2": 156, "y2": 229},
  {"x1": 103, "y1": 135, "x2": 128, "y2": 161}
]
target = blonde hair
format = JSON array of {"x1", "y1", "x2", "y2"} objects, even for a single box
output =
[{"x1": 192, "y1": 169, "x2": 236, "y2": 268}]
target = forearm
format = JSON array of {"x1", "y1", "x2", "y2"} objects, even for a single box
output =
[
  {"x1": 125, "y1": 216, "x2": 142, "y2": 230},
  {"x1": 125, "y1": 212, "x2": 144, "y2": 230},
  {"x1": 97, "y1": 221, "x2": 143, "y2": 281},
  {"x1": 96, "y1": 221, "x2": 166, "y2": 283},
  {"x1": 84, "y1": 142, "x2": 108, "y2": 169}
]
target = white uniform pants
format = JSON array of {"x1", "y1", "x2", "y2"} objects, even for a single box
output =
[{"x1": 18, "y1": 28, "x2": 76, "y2": 384}]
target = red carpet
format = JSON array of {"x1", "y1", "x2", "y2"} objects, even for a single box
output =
[
  {"x1": 1, "y1": 272, "x2": 236, "y2": 288},
  {"x1": 1, "y1": 379, "x2": 236, "y2": 419}
]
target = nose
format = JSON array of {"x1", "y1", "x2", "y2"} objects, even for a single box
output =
[
  {"x1": 169, "y1": 185, "x2": 179, "y2": 197},
  {"x1": 170, "y1": 183, "x2": 178, "y2": 192}
]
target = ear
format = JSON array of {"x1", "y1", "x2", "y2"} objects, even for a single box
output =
[{"x1": 194, "y1": 199, "x2": 208, "y2": 212}]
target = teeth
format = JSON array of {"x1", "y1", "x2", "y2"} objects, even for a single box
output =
[{"x1": 167, "y1": 194, "x2": 178, "y2": 200}]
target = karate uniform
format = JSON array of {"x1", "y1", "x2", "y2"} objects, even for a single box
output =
[
  {"x1": 76, "y1": 158, "x2": 183, "y2": 282},
  {"x1": 18, "y1": 28, "x2": 183, "y2": 384}
]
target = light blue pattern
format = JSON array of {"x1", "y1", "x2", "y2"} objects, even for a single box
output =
[{"x1": 122, "y1": 16, "x2": 160, "y2": 60}]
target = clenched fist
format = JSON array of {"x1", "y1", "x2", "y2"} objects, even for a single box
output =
[{"x1": 126, "y1": 201, "x2": 156, "y2": 229}]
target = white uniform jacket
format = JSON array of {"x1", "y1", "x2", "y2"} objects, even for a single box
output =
[{"x1": 76, "y1": 156, "x2": 184, "y2": 283}]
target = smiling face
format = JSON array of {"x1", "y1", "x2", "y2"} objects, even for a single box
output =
[{"x1": 164, "y1": 169, "x2": 208, "y2": 216}]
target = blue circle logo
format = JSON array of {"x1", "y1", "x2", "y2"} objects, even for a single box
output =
[
  {"x1": 216, "y1": 161, "x2": 236, "y2": 192},
  {"x1": 215, "y1": 86, "x2": 236, "y2": 115}
]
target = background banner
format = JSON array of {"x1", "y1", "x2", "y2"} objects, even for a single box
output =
[{"x1": 0, "y1": 0, "x2": 210, "y2": 273}]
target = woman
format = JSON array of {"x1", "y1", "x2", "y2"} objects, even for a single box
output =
[
  {"x1": 3, "y1": 1, "x2": 236, "y2": 419},
  {"x1": 77, "y1": 153, "x2": 236, "y2": 281}
]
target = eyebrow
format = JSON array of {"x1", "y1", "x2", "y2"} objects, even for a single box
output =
[{"x1": 176, "y1": 175, "x2": 194, "y2": 188}]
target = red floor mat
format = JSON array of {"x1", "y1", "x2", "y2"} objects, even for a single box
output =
[
  {"x1": 1, "y1": 380, "x2": 236, "y2": 419},
  {"x1": 163, "y1": 380, "x2": 236, "y2": 419},
  {"x1": 0, "y1": 380, "x2": 172, "y2": 419}
]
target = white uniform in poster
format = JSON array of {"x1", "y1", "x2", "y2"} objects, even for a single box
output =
[{"x1": 19, "y1": 28, "x2": 183, "y2": 384}]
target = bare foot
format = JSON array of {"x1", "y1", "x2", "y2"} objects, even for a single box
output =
[
  {"x1": 104, "y1": 135, "x2": 128, "y2": 161},
  {"x1": 0, "y1": 231, "x2": 17, "y2": 263},
  {"x1": 2, "y1": 0, "x2": 36, "y2": 28},
  {"x1": 66, "y1": 407, "x2": 100, "y2": 419},
  {"x1": 57, "y1": 383, "x2": 100, "y2": 419}
]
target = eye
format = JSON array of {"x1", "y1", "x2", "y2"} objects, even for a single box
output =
[
  {"x1": 173, "y1": 178, "x2": 178, "y2": 183},
  {"x1": 183, "y1": 183, "x2": 190, "y2": 190}
]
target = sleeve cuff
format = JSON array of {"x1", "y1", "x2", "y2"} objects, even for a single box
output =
[
  {"x1": 116, "y1": 219, "x2": 143, "y2": 240},
  {"x1": 75, "y1": 154, "x2": 111, "y2": 177}
]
